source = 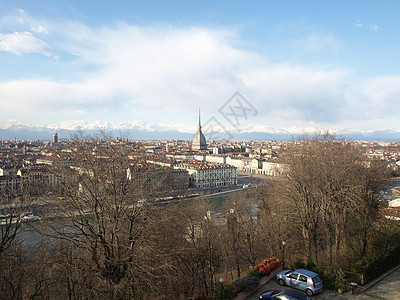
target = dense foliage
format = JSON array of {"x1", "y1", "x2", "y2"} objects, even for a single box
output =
[
  {"x1": 291, "y1": 257, "x2": 346, "y2": 291},
  {"x1": 352, "y1": 242, "x2": 400, "y2": 282},
  {"x1": 231, "y1": 276, "x2": 260, "y2": 293}
]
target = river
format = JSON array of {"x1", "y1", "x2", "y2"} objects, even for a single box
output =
[{"x1": 11, "y1": 189, "x2": 252, "y2": 248}]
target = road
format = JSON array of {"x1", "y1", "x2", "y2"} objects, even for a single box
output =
[
  {"x1": 245, "y1": 267, "x2": 400, "y2": 300},
  {"x1": 245, "y1": 278, "x2": 345, "y2": 300}
]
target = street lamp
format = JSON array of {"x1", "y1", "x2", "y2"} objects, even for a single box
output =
[
  {"x1": 282, "y1": 241, "x2": 286, "y2": 269},
  {"x1": 219, "y1": 277, "x2": 225, "y2": 300}
]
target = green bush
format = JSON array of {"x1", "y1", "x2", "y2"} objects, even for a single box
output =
[
  {"x1": 352, "y1": 243, "x2": 400, "y2": 283},
  {"x1": 231, "y1": 276, "x2": 260, "y2": 293},
  {"x1": 212, "y1": 285, "x2": 235, "y2": 300},
  {"x1": 246, "y1": 267, "x2": 262, "y2": 277},
  {"x1": 290, "y1": 257, "x2": 306, "y2": 270},
  {"x1": 314, "y1": 265, "x2": 336, "y2": 290},
  {"x1": 334, "y1": 269, "x2": 347, "y2": 292},
  {"x1": 306, "y1": 256, "x2": 316, "y2": 270},
  {"x1": 291, "y1": 257, "x2": 347, "y2": 291}
]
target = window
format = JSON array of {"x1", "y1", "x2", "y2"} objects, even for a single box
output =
[
  {"x1": 299, "y1": 275, "x2": 308, "y2": 282},
  {"x1": 288, "y1": 273, "x2": 298, "y2": 280},
  {"x1": 313, "y1": 275, "x2": 321, "y2": 283}
]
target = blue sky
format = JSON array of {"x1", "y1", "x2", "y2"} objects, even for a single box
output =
[{"x1": 1, "y1": 0, "x2": 400, "y2": 134}]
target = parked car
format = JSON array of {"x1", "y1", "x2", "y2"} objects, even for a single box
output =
[
  {"x1": 276, "y1": 269, "x2": 323, "y2": 296},
  {"x1": 260, "y1": 289, "x2": 311, "y2": 300},
  {"x1": 259, "y1": 289, "x2": 281, "y2": 299}
]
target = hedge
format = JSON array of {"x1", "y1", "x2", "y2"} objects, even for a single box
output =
[
  {"x1": 291, "y1": 257, "x2": 346, "y2": 291},
  {"x1": 231, "y1": 276, "x2": 260, "y2": 293},
  {"x1": 352, "y1": 243, "x2": 400, "y2": 283}
]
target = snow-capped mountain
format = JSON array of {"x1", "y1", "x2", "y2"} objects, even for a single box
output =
[{"x1": 1, "y1": 119, "x2": 400, "y2": 141}]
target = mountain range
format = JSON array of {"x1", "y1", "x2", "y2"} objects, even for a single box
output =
[{"x1": 1, "y1": 120, "x2": 400, "y2": 141}]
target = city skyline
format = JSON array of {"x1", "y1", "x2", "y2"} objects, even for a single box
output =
[{"x1": 1, "y1": 1, "x2": 400, "y2": 136}]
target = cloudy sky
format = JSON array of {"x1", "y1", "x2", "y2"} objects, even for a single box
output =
[{"x1": 1, "y1": 0, "x2": 400, "y2": 134}]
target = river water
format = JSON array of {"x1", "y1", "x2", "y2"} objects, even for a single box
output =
[{"x1": 11, "y1": 191, "x2": 248, "y2": 248}]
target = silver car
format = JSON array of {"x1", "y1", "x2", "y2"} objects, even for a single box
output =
[{"x1": 276, "y1": 269, "x2": 323, "y2": 296}]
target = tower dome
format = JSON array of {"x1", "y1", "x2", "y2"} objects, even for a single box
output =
[{"x1": 192, "y1": 110, "x2": 207, "y2": 151}]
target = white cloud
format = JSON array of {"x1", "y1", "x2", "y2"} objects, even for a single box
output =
[
  {"x1": 355, "y1": 21, "x2": 378, "y2": 32},
  {"x1": 0, "y1": 31, "x2": 54, "y2": 56},
  {"x1": 0, "y1": 78, "x2": 121, "y2": 114},
  {"x1": 369, "y1": 24, "x2": 378, "y2": 31},
  {"x1": 351, "y1": 76, "x2": 400, "y2": 119},
  {"x1": 240, "y1": 65, "x2": 348, "y2": 123},
  {"x1": 0, "y1": 23, "x2": 361, "y2": 126},
  {"x1": 0, "y1": 12, "x2": 398, "y2": 130},
  {"x1": 303, "y1": 33, "x2": 342, "y2": 52},
  {"x1": 31, "y1": 25, "x2": 48, "y2": 34},
  {"x1": 355, "y1": 20, "x2": 363, "y2": 28}
]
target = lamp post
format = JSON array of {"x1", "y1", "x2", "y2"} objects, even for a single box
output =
[
  {"x1": 219, "y1": 277, "x2": 224, "y2": 300},
  {"x1": 282, "y1": 241, "x2": 286, "y2": 269}
]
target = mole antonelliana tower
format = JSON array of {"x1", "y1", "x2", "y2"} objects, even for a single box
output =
[{"x1": 192, "y1": 109, "x2": 207, "y2": 151}]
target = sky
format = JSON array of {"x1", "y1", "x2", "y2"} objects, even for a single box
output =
[{"x1": 1, "y1": 0, "x2": 400, "y2": 134}]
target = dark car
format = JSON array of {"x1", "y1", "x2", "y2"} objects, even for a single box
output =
[
  {"x1": 259, "y1": 289, "x2": 311, "y2": 300},
  {"x1": 259, "y1": 289, "x2": 281, "y2": 299}
]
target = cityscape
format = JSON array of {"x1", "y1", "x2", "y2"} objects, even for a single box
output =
[
  {"x1": 2, "y1": 1, "x2": 400, "y2": 300},
  {"x1": 1, "y1": 113, "x2": 400, "y2": 299}
]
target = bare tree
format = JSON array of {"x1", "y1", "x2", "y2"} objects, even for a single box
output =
[
  {"x1": 254, "y1": 181, "x2": 291, "y2": 260},
  {"x1": 224, "y1": 193, "x2": 265, "y2": 274},
  {"x1": 46, "y1": 133, "x2": 163, "y2": 299},
  {"x1": 0, "y1": 181, "x2": 29, "y2": 256},
  {"x1": 150, "y1": 199, "x2": 224, "y2": 299},
  {"x1": 278, "y1": 133, "x2": 390, "y2": 265}
]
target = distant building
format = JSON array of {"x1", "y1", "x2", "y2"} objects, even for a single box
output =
[
  {"x1": 53, "y1": 132, "x2": 58, "y2": 143},
  {"x1": 17, "y1": 166, "x2": 57, "y2": 195},
  {"x1": 0, "y1": 175, "x2": 22, "y2": 200},
  {"x1": 175, "y1": 162, "x2": 237, "y2": 188},
  {"x1": 192, "y1": 110, "x2": 207, "y2": 151},
  {"x1": 213, "y1": 147, "x2": 223, "y2": 154},
  {"x1": 127, "y1": 165, "x2": 190, "y2": 194}
]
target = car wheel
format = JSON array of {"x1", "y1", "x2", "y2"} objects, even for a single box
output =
[
  {"x1": 306, "y1": 289, "x2": 313, "y2": 296},
  {"x1": 278, "y1": 279, "x2": 285, "y2": 286}
]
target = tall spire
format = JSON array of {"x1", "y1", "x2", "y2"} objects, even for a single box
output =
[
  {"x1": 198, "y1": 108, "x2": 201, "y2": 127},
  {"x1": 192, "y1": 108, "x2": 207, "y2": 151}
]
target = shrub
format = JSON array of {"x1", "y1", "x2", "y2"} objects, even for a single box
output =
[
  {"x1": 231, "y1": 276, "x2": 260, "y2": 293},
  {"x1": 254, "y1": 257, "x2": 281, "y2": 276},
  {"x1": 212, "y1": 285, "x2": 235, "y2": 300},
  {"x1": 291, "y1": 257, "x2": 306, "y2": 270},
  {"x1": 352, "y1": 243, "x2": 400, "y2": 283},
  {"x1": 334, "y1": 269, "x2": 347, "y2": 292},
  {"x1": 232, "y1": 257, "x2": 280, "y2": 296},
  {"x1": 305, "y1": 256, "x2": 316, "y2": 270},
  {"x1": 291, "y1": 257, "x2": 347, "y2": 291},
  {"x1": 314, "y1": 265, "x2": 336, "y2": 290},
  {"x1": 246, "y1": 267, "x2": 262, "y2": 277}
]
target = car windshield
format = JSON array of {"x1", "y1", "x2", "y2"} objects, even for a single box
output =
[
  {"x1": 271, "y1": 290, "x2": 280, "y2": 296},
  {"x1": 284, "y1": 270, "x2": 291, "y2": 275},
  {"x1": 313, "y1": 275, "x2": 321, "y2": 283}
]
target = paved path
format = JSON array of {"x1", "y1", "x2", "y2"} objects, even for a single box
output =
[
  {"x1": 244, "y1": 278, "x2": 346, "y2": 300},
  {"x1": 245, "y1": 267, "x2": 400, "y2": 300},
  {"x1": 345, "y1": 266, "x2": 400, "y2": 300}
]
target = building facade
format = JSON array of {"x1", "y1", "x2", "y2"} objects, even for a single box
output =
[{"x1": 175, "y1": 162, "x2": 237, "y2": 188}]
